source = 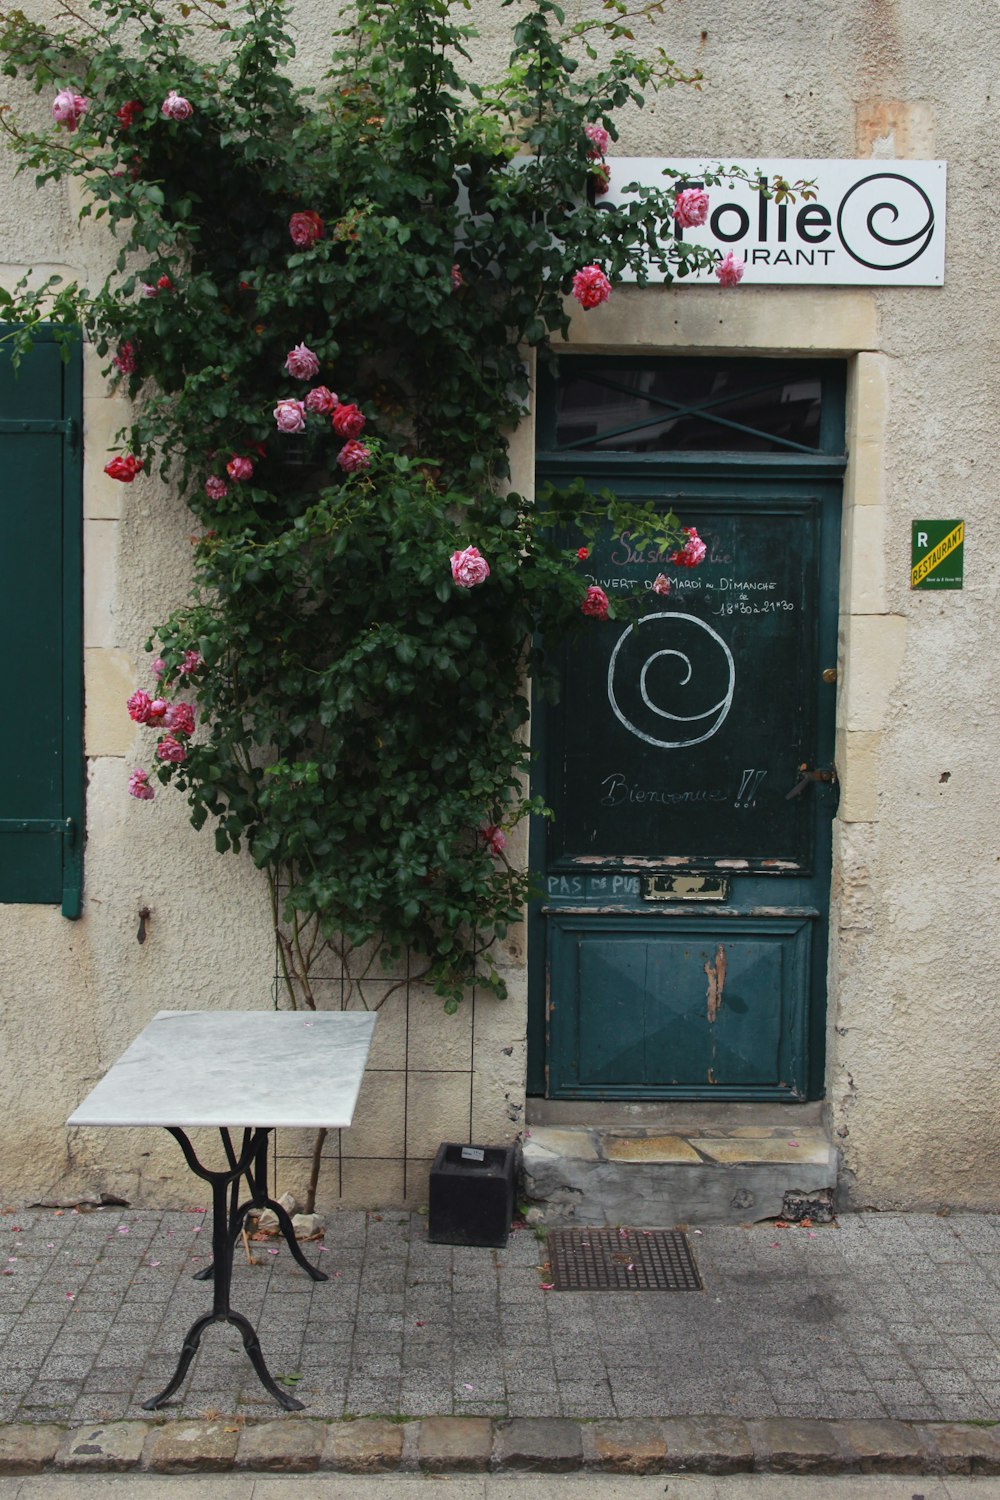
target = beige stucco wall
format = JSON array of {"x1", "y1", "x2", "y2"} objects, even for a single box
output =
[{"x1": 1, "y1": 0, "x2": 998, "y2": 1210}]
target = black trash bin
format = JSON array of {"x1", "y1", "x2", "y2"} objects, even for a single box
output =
[{"x1": 427, "y1": 1142, "x2": 516, "y2": 1248}]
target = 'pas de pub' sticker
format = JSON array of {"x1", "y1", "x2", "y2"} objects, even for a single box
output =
[{"x1": 911, "y1": 519, "x2": 964, "y2": 590}]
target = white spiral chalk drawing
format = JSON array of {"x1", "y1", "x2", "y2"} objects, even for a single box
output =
[
  {"x1": 836, "y1": 172, "x2": 935, "y2": 272},
  {"x1": 607, "y1": 612, "x2": 735, "y2": 749}
]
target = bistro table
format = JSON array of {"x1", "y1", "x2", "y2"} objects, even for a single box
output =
[{"x1": 67, "y1": 1008, "x2": 376, "y2": 1412}]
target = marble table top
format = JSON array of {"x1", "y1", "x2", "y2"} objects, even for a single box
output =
[{"x1": 67, "y1": 1009, "x2": 377, "y2": 1129}]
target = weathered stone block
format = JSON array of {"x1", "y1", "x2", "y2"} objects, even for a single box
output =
[
  {"x1": 834, "y1": 1419, "x2": 928, "y2": 1474},
  {"x1": 0, "y1": 1423, "x2": 63, "y2": 1474},
  {"x1": 321, "y1": 1419, "x2": 406, "y2": 1471},
  {"x1": 56, "y1": 1421, "x2": 147, "y2": 1470},
  {"x1": 749, "y1": 1417, "x2": 844, "y2": 1474},
  {"x1": 493, "y1": 1418, "x2": 583, "y2": 1471},
  {"x1": 662, "y1": 1416, "x2": 754, "y2": 1474},
  {"x1": 144, "y1": 1420, "x2": 240, "y2": 1473},
  {"x1": 417, "y1": 1416, "x2": 492, "y2": 1471},
  {"x1": 586, "y1": 1419, "x2": 667, "y2": 1473},
  {"x1": 235, "y1": 1419, "x2": 324, "y2": 1472},
  {"x1": 919, "y1": 1422, "x2": 1000, "y2": 1474}
]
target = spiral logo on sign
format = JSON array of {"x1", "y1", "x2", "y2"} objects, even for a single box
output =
[
  {"x1": 607, "y1": 612, "x2": 735, "y2": 749},
  {"x1": 836, "y1": 172, "x2": 935, "y2": 271}
]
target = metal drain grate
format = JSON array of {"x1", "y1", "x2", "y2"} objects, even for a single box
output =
[{"x1": 547, "y1": 1227, "x2": 703, "y2": 1291}]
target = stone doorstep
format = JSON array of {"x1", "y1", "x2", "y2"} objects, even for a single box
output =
[
  {"x1": 1, "y1": 1418, "x2": 998, "y2": 1475},
  {"x1": 521, "y1": 1123, "x2": 837, "y2": 1227}
]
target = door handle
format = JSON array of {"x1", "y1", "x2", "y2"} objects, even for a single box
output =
[{"x1": 785, "y1": 765, "x2": 837, "y2": 800}]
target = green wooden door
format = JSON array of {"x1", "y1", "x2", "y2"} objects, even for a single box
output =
[
  {"x1": 528, "y1": 358, "x2": 845, "y2": 1100},
  {"x1": 0, "y1": 330, "x2": 84, "y2": 916}
]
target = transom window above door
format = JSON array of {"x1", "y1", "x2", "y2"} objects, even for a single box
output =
[{"x1": 541, "y1": 357, "x2": 845, "y2": 457}]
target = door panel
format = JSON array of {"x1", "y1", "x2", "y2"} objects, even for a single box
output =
[{"x1": 548, "y1": 912, "x2": 813, "y2": 1097}]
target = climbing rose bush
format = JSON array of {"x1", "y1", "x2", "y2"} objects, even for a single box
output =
[{"x1": 0, "y1": 0, "x2": 790, "y2": 1008}]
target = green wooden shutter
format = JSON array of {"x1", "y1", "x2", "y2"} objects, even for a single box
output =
[{"x1": 0, "y1": 329, "x2": 83, "y2": 916}]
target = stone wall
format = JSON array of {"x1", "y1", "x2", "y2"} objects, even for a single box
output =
[{"x1": 1, "y1": 0, "x2": 997, "y2": 1209}]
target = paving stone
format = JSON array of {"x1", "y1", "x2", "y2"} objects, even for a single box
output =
[
  {"x1": 0, "y1": 1423, "x2": 64, "y2": 1474},
  {"x1": 55, "y1": 1420, "x2": 148, "y2": 1470},
  {"x1": 748, "y1": 1417, "x2": 846, "y2": 1474},
  {"x1": 144, "y1": 1419, "x2": 241, "y2": 1472},
  {"x1": 834, "y1": 1418, "x2": 930, "y2": 1473},
  {"x1": 661, "y1": 1416, "x2": 755, "y2": 1474},
  {"x1": 321, "y1": 1418, "x2": 406, "y2": 1471},
  {"x1": 493, "y1": 1417, "x2": 583, "y2": 1471},
  {"x1": 918, "y1": 1421, "x2": 1000, "y2": 1474},
  {"x1": 416, "y1": 1417, "x2": 492, "y2": 1471},
  {"x1": 585, "y1": 1418, "x2": 667, "y2": 1473},
  {"x1": 235, "y1": 1418, "x2": 325, "y2": 1471}
]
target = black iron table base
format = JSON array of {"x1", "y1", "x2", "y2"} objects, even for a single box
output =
[{"x1": 141, "y1": 1125, "x2": 326, "y2": 1413}]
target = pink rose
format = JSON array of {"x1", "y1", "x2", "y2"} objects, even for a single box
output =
[
  {"x1": 289, "y1": 210, "x2": 324, "y2": 248},
  {"x1": 673, "y1": 187, "x2": 709, "y2": 230},
  {"x1": 140, "y1": 283, "x2": 158, "y2": 298},
  {"x1": 450, "y1": 546, "x2": 490, "y2": 589},
  {"x1": 151, "y1": 658, "x2": 166, "y2": 679},
  {"x1": 204, "y1": 475, "x2": 228, "y2": 500},
  {"x1": 572, "y1": 265, "x2": 612, "y2": 310},
  {"x1": 581, "y1": 585, "x2": 609, "y2": 620},
  {"x1": 147, "y1": 698, "x2": 168, "y2": 722},
  {"x1": 52, "y1": 89, "x2": 88, "y2": 131},
  {"x1": 715, "y1": 251, "x2": 745, "y2": 288},
  {"x1": 164, "y1": 701, "x2": 195, "y2": 735},
  {"x1": 226, "y1": 455, "x2": 254, "y2": 481},
  {"x1": 652, "y1": 572, "x2": 671, "y2": 596},
  {"x1": 304, "y1": 385, "x2": 338, "y2": 414},
  {"x1": 156, "y1": 734, "x2": 187, "y2": 763},
  {"x1": 450, "y1": 263, "x2": 464, "y2": 291},
  {"x1": 161, "y1": 90, "x2": 193, "y2": 121},
  {"x1": 479, "y1": 824, "x2": 506, "y2": 857},
  {"x1": 274, "y1": 399, "x2": 307, "y2": 433},
  {"x1": 337, "y1": 439, "x2": 371, "y2": 474},
  {"x1": 112, "y1": 341, "x2": 137, "y2": 375},
  {"x1": 585, "y1": 122, "x2": 609, "y2": 157},
  {"x1": 284, "y1": 342, "x2": 320, "y2": 380},
  {"x1": 331, "y1": 402, "x2": 365, "y2": 439},
  {"x1": 127, "y1": 690, "x2": 154, "y2": 724},
  {"x1": 180, "y1": 650, "x2": 203, "y2": 675},
  {"x1": 670, "y1": 527, "x2": 707, "y2": 569},
  {"x1": 128, "y1": 768, "x2": 154, "y2": 800}
]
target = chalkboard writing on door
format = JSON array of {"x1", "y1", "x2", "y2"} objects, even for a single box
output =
[{"x1": 547, "y1": 495, "x2": 820, "y2": 871}]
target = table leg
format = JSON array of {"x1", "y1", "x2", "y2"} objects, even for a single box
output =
[
  {"x1": 142, "y1": 1127, "x2": 305, "y2": 1413},
  {"x1": 193, "y1": 1129, "x2": 327, "y2": 1283}
]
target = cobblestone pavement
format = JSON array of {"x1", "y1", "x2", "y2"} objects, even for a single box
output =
[{"x1": 2, "y1": 1206, "x2": 1000, "y2": 1425}]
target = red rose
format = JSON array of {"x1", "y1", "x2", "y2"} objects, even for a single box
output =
[
  {"x1": 581, "y1": 585, "x2": 609, "y2": 620},
  {"x1": 116, "y1": 99, "x2": 142, "y2": 129},
  {"x1": 289, "y1": 210, "x2": 324, "y2": 248},
  {"x1": 104, "y1": 454, "x2": 144, "y2": 482},
  {"x1": 331, "y1": 402, "x2": 365, "y2": 439}
]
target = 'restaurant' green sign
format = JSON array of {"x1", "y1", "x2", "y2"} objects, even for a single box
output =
[{"x1": 911, "y1": 519, "x2": 964, "y2": 590}]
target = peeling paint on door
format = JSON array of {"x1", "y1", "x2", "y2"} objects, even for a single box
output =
[{"x1": 705, "y1": 944, "x2": 727, "y2": 1023}]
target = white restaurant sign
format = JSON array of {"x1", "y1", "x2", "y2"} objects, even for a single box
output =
[{"x1": 603, "y1": 159, "x2": 946, "y2": 286}]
